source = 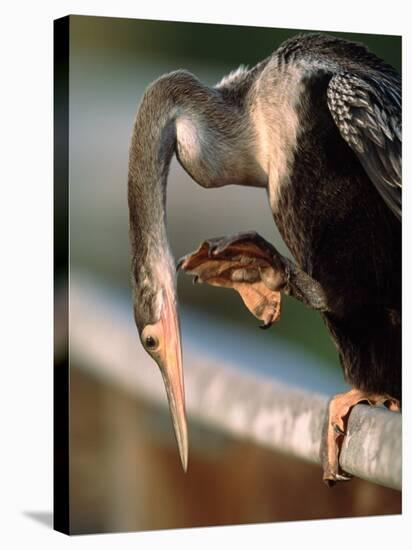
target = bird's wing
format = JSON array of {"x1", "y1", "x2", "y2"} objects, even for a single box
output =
[{"x1": 327, "y1": 72, "x2": 401, "y2": 219}]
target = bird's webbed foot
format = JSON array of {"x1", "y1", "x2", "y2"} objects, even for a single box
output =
[
  {"x1": 321, "y1": 389, "x2": 401, "y2": 487},
  {"x1": 177, "y1": 231, "x2": 287, "y2": 328}
]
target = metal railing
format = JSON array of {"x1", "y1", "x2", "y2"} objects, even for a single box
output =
[{"x1": 67, "y1": 275, "x2": 401, "y2": 491}]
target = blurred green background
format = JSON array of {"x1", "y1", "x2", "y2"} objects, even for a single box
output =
[{"x1": 61, "y1": 15, "x2": 401, "y2": 534}]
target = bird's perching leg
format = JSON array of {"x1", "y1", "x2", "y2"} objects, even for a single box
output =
[
  {"x1": 321, "y1": 390, "x2": 401, "y2": 486},
  {"x1": 177, "y1": 231, "x2": 330, "y2": 329},
  {"x1": 178, "y1": 232, "x2": 402, "y2": 486}
]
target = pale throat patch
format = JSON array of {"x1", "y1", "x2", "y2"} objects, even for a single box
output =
[
  {"x1": 251, "y1": 64, "x2": 304, "y2": 213},
  {"x1": 176, "y1": 116, "x2": 202, "y2": 164}
]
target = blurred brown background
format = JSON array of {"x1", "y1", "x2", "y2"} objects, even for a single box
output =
[{"x1": 57, "y1": 15, "x2": 401, "y2": 534}]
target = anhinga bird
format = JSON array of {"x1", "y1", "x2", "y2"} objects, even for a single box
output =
[{"x1": 128, "y1": 33, "x2": 401, "y2": 485}]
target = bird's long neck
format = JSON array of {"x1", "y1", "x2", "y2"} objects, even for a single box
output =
[
  {"x1": 128, "y1": 76, "x2": 176, "y2": 268},
  {"x1": 128, "y1": 70, "x2": 259, "y2": 272}
]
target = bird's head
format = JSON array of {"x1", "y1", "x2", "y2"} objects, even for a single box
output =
[
  {"x1": 127, "y1": 72, "x2": 200, "y2": 473},
  {"x1": 131, "y1": 249, "x2": 188, "y2": 472}
]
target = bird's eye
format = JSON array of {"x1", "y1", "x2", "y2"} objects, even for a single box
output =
[{"x1": 145, "y1": 335, "x2": 158, "y2": 350}]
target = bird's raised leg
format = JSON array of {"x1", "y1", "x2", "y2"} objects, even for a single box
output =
[
  {"x1": 177, "y1": 231, "x2": 330, "y2": 329},
  {"x1": 322, "y1": 389, "x2": 401, "y2": 487},
  {"x1": 178, "y1": 232, "x2": 401, "y2": 485}
]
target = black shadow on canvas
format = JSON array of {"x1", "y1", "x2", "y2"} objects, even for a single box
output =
[{"x1": 53, "y1": 15, "x2": 70, "y2": 535}]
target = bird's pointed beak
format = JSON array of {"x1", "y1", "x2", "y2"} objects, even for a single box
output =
[{"x1": 156, "y1": 287, "x2": 188, "y2": 472}]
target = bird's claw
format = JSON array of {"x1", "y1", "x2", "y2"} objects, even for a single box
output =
[
  {"x1": 177, "y1": 232, "x2": 284, "y2": 327},
  {"x1": 335, "y1": 472, "x2": 353, "y2": 481},
  {"x1": 323, "y1": 471, "x2": 353, "y2": 488},
  {"x1": 176, "y1": 256, "x2": 185, "y2": 272},
  {"x1": 321, "y1": 389, "x2": 401, "y2": 486},
  {"x1": 333, "y1": 422, "x2": 345, "y2": 435}
]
